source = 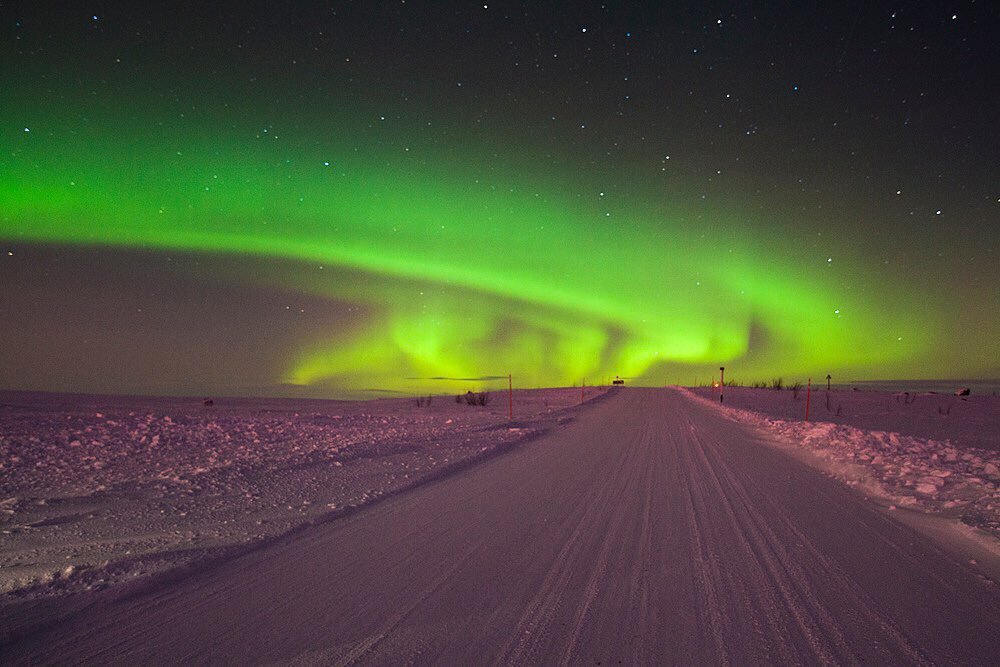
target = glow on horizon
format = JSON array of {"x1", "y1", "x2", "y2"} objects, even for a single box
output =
[{"x1": 0, "y1": 115, "x2": 948, "y2": 394}]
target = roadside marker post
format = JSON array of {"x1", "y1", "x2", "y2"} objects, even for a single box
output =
[
  {"x1": 508, "y1": 374, "x2": 513, "y2": 421},
  {"x1": 805, "y1": 378, "x2": 812, "y2": 421},
  {"x1": 719, "y1": 366, "x2": 725, "y2": 403}
]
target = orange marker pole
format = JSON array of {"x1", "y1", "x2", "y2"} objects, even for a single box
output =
[
  {"x1": 508, "y1": 374, "x2": 513, "y2": 421},
  {"x1": 805, "y1": 378, "x2": 812, "y2": 421}
]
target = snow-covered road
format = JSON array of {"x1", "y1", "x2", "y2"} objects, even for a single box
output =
[{"x1": 4, "y1": 388, "x2": 1000, "y2": 664}]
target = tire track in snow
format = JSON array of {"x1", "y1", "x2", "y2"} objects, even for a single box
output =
[
  {"x1": 558, "y1": 416, "x2": 655, "y2": 666},
  {"x1": 683, "y1": 401, "x2": 930, "y2": 665},
  {"x1": 496, "y1": 407, "x2": 643, "y2": 666},
  {"x1": 334, "y1": 537, "x2": 484, "y2": 666},
  {"x1": 685, "y1": 416, "x2": 848, "y2": 663},
  {"x1": 775, "y1": 512, "x2": 932, "y2": 665},
  {"x1": 676, "y1": 424, "x2": 732, "y2": 665},
  {"x1": 677, "y1": 417, "x2": 804, "y2": 663},
  {"x1": 623, "y1": 415, "x2": 657, "y2": 664}
]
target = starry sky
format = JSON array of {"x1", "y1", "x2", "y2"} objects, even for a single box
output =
[{"x1": 1, "y1": 2, "x2": 997, "y2": 398}]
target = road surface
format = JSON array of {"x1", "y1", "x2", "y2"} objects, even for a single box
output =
[{"x1": 4, "y1": 388, "x2": 1000, "y2": 664}]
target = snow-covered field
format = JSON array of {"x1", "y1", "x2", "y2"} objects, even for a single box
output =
[
  {"x1": 689, "y1": 386, "x2": 1000, "y2": 537},
  {"x1": 0, "y1": 387, "x2": 606, "y2": 599},
  {"x1": 4, "y1": 383, "x2": 997, "y2": 604}
]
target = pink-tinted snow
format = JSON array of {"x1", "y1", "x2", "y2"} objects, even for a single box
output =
[
  {"x1": 0, "y1": 387, "x2": 604, "y2": 597},
  {"x1": 688, "y1": 386, "x2": 1000, "y2": 537},
  {"x1": 691, "y1": 385, "x2": 1000, "y2": 451}
]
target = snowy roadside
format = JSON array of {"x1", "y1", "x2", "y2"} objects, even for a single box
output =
[
  {"x1": 682, "y1": 388, "x2": 1000, "y2": 538},
  {"x1": 0, "y1": 387, "x2": 607, "y2": 601}
]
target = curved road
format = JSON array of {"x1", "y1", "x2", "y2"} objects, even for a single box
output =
[{"x1": 4, "y1": 388, "x2": 1000, "y2": 664}]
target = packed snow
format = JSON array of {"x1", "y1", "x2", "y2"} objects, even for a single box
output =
[
  {"x1": 5, "y1": 383, "x2": 997, "y2": 604},
  {"x1": 688, "y1": 386, "x2": 1000, "y2": 537},
  {"x1": 0, "y1": 387, "x2": 605, "y2": 599}
]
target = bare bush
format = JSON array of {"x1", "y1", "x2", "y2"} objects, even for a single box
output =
[{"x1": 463, "y1": 391, "x2": 490, "y2": 407}]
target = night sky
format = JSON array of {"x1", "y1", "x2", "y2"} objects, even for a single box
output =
[{"x1": 1, "y1": 2, "x2": 997, "y2": 398}]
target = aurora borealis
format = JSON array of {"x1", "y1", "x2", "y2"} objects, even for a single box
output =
[{"x1": 1, "y1": 3, "x2": 997, "y2": 397}]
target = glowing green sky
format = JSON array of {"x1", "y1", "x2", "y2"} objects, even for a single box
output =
[{"x1": 0, "y1": 4, "x2": 996, "y2": 396}]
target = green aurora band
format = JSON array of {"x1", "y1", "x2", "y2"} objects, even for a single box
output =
[{"x1": 0, "y1": 108, "x2": 953, "y2": 394}]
